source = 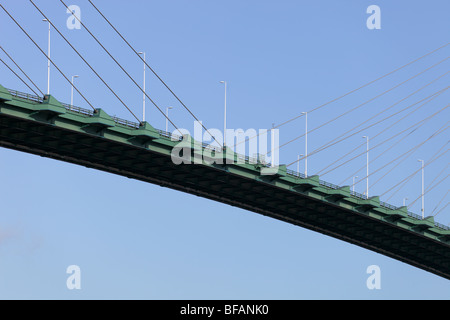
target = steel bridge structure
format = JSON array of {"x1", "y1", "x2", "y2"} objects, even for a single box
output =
[{"x1": 0, "y1": 84, "x2": 449, "y2": 280}]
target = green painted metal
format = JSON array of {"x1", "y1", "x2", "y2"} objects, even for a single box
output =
[
  {"x1": 39, "y1": 94, "x2": 66, "y2": 114},
  {"x1": 0, "y1": 84, "x2": 12, "y2": 101},
  {"x1": 0, "y1": 85, "x2": 449, "y2": 280}
]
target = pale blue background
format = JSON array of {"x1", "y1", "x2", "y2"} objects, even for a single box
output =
[{"x1": 0, "y1": 0, "x2": 449, "y2": 299}]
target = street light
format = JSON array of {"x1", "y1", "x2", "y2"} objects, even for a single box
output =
[
  {"x1": 297, "y1": 154, "x2": 304, "y2": 176},
  {"x1": 418, "y1": 159, "x2": 425, "y2": 218},
  {"x1": 301, "y1": 112, "x2": 308, "y2": 177},
  {"x1": 138, "y1": 52, "x2": 146, "y2": 122},
  {"x1": 362, "y1": 136, "x2": 369, "y2": 199},
  {"x1": 42, "y1": 19, "x2": 51, "y2": 95},
  {"x1": 70, "y1": 75, "x2": 79, "y2": 109},
  {"x1": 219, "y1": 81, "x2": 227, "y2": 148},
  {"x1": 403, "y1": 197, "x2": 408, "y2": 207},
  {"x1": 166, "y1": 106, "x2": 173, "y2": 133},
  {"x1": 352, "y1": 176, "x2": 358, "y2": 193}
]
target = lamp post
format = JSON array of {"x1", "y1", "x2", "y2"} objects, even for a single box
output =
[
  {"x1": 418, "y1": 159, "x2": 425, "y2": 218},
  {"x1": 138, "y1": 52, "x2": 146, "y2": 122},
  {"x1": 42, "y1": 19, "x2": 51, "y2": 95},
  {"x1": 352, "y1": 176, "x2": 358, "y2": 193},
  {"x1": 297, "y1": 154, "x2": 304, "y2": 176},
  {"x1": 362, "y1": 136, "x2": 369, "y2": 199},
  {"x1": 70, "y1": 75, "x2": 79, "y2": 109},
  {"x1": 301, "y1": 112, "x2": 308, "y2": 177},
  {"x1": 220, "y1": 81, "x2": 227, "y2": 148},
  {"x1": 166, "y1": 106, "x2": 173, "y2": 133},
  {"x1": 403, "y1": 197, "x2": 408, "y2": 207}
]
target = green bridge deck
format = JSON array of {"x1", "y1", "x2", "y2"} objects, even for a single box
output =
[{"x1": 0, "y1": 84, "x2": 449, "y2": 280}]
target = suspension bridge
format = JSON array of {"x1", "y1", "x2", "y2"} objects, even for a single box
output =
[{"x1": 0, "y1": 1, "x2": 449, "y2": 281}]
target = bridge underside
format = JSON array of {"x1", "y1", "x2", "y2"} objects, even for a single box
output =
[{"x1": 0, "y1": 90, "x2": 449, "y2": 280}]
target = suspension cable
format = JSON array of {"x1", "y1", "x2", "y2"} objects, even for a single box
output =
[
  {"x1": 383, "y1": 141, "x2": 449, "y2": 202},
  {"x1": 275, "y1": 56, "x2": 449, "y2": 156},
  {"x1": 423, "y1": 162, "x2": 450, "y2": 195},
  {"x1": 354, "y1": 120, "x2": 449, "y2": 192},
  {"x1": 232, "y1": 43, "x2": 450, "y2": 152},
  {"x1": 0, "y1": 46, "x2": 44, "y2": 96},
  {"x1": 86, "y1": 0, "x2": 221, "y2": 146},
  {"x1": 0, "y1": 4, "x2": 97, "y2": 111},
  {"x1": 57, "y1": 0, "x2": 179, "y2": 131},
  {"x1": 383, "y1": 154, "x2": 448, "y2": 205},
  {"x1": 380, "y1": 147, "x2": 449, "y2": 197},
  {"x1": 372, "y1": 141, "x2": 448, "y2": 192},
  {"x1": 431, "y1": 188, "x2": 449, "y2": 216},
  {"x1": 275, "y1": 42, "x2": 450, "y2": 129},
  {"x1": 315, "y1": 85, "x2": 449, "y2": 175},
  {"x1": 0, "y1": 57, "x2": 40, "y2": 97},
  {"x1": 287, "y1": 99, "x2": 449, "y2": 171},
  {"x1": 433, "y1": 201, "x2": 449, "y2": 217},
  {"x1": 29, "y1": 0, "x2": 141, "y2": 123},
  {"x1": 338, "y1": 122, "x2": 447, "y2": 187},
  {"x1": 408, "y1": 174, "x2": 449, "y2": 209}
]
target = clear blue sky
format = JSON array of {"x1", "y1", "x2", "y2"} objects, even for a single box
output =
[{"x1": 0, "y1": 0, "x2": 449, "y2": 299}]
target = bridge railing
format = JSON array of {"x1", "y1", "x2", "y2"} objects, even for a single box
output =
[
  {"x1": 111, "y1": 116, "x2": 140, "y2": 129},
  {"x1": 350, "y1": 190, "x2": 366, "y2": 200},
  {"x1": 7, "y1": 87, "x2": 144, "y2": 129},
  {"x1": 157, "y1": 128, "x2": 272, "y2": 167},
  {"x1": 7, "y1": 88, "x2": 44, "y2": 104},
  {"x1": 286, "y1": 169, "x2": 306, "y2": 179},
  {"x1": 61, "y1": 103, "x2": 94, "y2": 117},
  {"x1": 435, "y1": 221, "x2": 449, "y2": 230},
  {"x1": 408, "y1": 211, "x2": 423, "y2": 220},
  {"x1": 380, "y1": 201, "x2": 398, "y2": 211},
  {"x1": 157, "y1": 129, "x2": 182, "y2": 141},
  {"x1": 319, "y1": 179, "x2": 340, "y2": 190},
  {"x1": 6, "y1": 87, "x2": 449, "y2": 231}
]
